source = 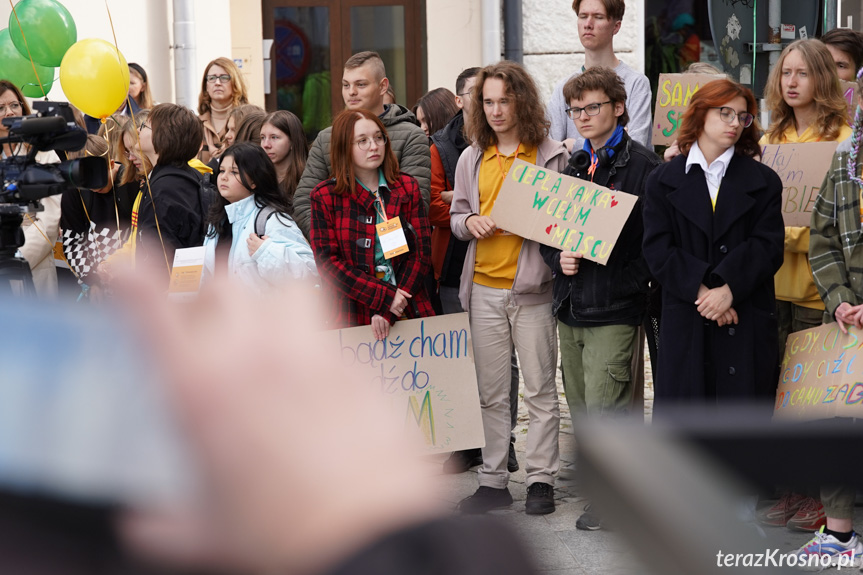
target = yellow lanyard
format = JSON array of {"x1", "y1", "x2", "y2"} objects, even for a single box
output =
[{"x1": 494, "y1": 143, "x2": 521, "y2": 180}]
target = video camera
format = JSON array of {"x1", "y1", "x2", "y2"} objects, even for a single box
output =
[{"x1": 0, "y1": 100, "x2": 107, "y2": 210}]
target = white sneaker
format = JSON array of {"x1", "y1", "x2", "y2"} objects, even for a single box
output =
[{"x1": 786, "y1": 527, "x2": 863, "y2": 571}]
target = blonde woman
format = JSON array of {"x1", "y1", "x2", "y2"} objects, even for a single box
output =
[
  {"x1": 758, "y1": 38, "x2": 851, "y2": 534},
  {"x1": 197, "y1": 57, "x2": 249, "y2": 163}
]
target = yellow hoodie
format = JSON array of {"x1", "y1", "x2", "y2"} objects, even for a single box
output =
[{"x1": 760, "y1": 124, "x2": 852, "y2": 309}]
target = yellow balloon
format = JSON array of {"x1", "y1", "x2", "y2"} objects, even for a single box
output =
[{"x1": 60, "y1": 38, "x2": 129, "y2": 119}]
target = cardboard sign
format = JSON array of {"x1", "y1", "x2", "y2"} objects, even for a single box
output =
[
  {"x1": 841, "y1": 80, "x2": 858, "y2": 125},
  {"x1": 327, "y1": 313, "x2": 484, "y2": 454},
  {"x1": 775, "y1": 323, "x2": 863, "y2": 421},
  {"x1": 759, "y1": 142, "x2": 838, "y2": 227},
  {"x1": 652, "y1": 73, "x2": 725, "y2": 146},
  {"x1": 168, "y1": 246, "x2": 205, "y2": 300},
  {"x1": 490, "y1": 159, "x2": 638, "y2": 265}
]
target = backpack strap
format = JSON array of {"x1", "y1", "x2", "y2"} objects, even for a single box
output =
[{"x1": 255, "y1": 205, "x2": 277, "y2": 237}]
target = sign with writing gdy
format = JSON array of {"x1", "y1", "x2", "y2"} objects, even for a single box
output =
[
  {"x1": 490, "y1": 159, "x2": 638, "y2": 265},
  {"x1": 775, "y1": 323, "x2": 863, "y2": 421},
  {"x1": 652, "y1": 73, "x2": 725, "y2": 146},
  {"x1": 759, "y1": 141, "x2": 838, "y2": 227},
  {"x1": 327, "y1": 313, "x2": 484, "y2": 454}
]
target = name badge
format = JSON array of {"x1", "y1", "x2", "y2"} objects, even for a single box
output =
[{"x1": 376, "y1": 217, "x2": 409, "y2": 259}]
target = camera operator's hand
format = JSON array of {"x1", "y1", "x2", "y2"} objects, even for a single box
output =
[{"x1": 116, "y1": 276, "x2": 441, "y2": 573}]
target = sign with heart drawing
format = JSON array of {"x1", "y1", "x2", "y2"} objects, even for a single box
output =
[{"x1": 490, "y1": 159, "x2": 638, "y2": 265}]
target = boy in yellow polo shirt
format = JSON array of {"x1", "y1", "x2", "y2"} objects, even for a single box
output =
[{"x1": 450, "y1": 61, "x2": 566, "y2": 515}]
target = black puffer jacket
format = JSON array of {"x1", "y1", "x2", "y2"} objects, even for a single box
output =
[{"x1": 539, "y1": 132, "x2": 661, "y2": 324}]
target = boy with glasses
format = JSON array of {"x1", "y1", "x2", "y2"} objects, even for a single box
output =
[{"x1": 540, "y1": 67, "x2": 660, "y2": 530}]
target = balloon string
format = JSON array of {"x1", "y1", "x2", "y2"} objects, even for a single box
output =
[
  {"x1": 8, "y1": 0, "x2": 48, "y2": 99},
  {"x1": 104, "y1": 0, "x2": 171, "y2": 279}
]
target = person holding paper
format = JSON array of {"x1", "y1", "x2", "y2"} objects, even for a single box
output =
[
  {"x1": 309, "y1": 109, "x2": 434, "y2": 341},
  {"x1": 202, "y1": 142, "x2": 316, "y2": 290},
  {"x1": 798, "y1": 71, "x2": 863, "y2": 568},
  {"x1": 642, "y1": 79, "x2": 784, "y2": 407},
  {"x1": 539, "y1": 67, "x2": 661, "y2": 530},
  {"x1": 762, "y1": 39, "x2": 852, "y2": 360},
  {"x1": 450, "y1": 61, "x2": 565, "y2": 516},
  {"x1": 755, "y1": 37, "x2": 851, "y2": 538}
]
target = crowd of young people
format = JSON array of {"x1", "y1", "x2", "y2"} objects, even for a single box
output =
[{"x1": 7, "y1": 0, "x2": 863, "y2": 568}]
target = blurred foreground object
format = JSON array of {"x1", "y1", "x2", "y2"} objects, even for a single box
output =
[{"x1": 0, "y1": 278, "x2": 535, "y2": 574}]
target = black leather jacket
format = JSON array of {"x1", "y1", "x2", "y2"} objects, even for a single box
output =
[{"x1": 540, "y1": 132, "x2": 661, "y2": 324}]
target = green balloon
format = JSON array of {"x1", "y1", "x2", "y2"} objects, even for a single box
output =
[
  {"x1": 9, "y1": 0, "x2": 76, "y2": 67},
  {"x1": 0, "y1": 28, "x2": 54, "y2": 97}
]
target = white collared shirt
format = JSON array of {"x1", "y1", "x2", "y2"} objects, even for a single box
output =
[{"x1": 685, "y1": 140, "x2": 734, "y2": 209}]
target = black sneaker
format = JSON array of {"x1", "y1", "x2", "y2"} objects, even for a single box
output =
[
  {"x1": 507, "y1": 441, "x2": 519, "y2": 472},
  {"x1": 525, "y1": 482, "x2": 555, "y2": 515},
  {"x1": 443, "y1": 449, "x2": 483, "y2": 474},
  {"x1": 576, "y1": 511, "x2": 602, "y2": 530},
  {"x1": 458, "y1": 486, "x2": 513, "y2": 514}
]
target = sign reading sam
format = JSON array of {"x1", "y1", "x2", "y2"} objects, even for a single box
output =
[
  {"x1": 490, "y1": 159, "x2": 637, "y2": 265},
  {"x1": 652, "y1": 73, "x2": 725, "y2": 146}
]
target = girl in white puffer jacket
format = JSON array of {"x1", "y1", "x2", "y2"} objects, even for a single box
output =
[{"x1": 203, "y1": 142, "x2": 317, "y2": 289}]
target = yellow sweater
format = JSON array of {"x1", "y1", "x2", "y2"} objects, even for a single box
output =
[{"x1": 760, "y1": 123, "x2": 852, "y2": 309}]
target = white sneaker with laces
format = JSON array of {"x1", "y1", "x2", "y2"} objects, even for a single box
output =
[{"x1": 786, "y1": 527, "x2": 863, "y2": 571}]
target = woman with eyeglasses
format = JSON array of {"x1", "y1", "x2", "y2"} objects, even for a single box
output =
[
  {"x1": 761, "y1": 39, "x2": 852, "y2": 367},
  {"x1": 0, "y1": 80, "x2": 63, "y2": 297},
  {"x1": 197, "y1": 57, "x2": 249, "y2": 164},
  {"x1": 642, "y1": 78, "x2": 784, "y2": 408},
  {"x1": 309, "y1": 109, "x2": 434, "y2": 339}
]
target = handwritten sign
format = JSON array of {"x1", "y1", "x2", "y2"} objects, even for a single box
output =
[
  {"x1": 327, "y1": 313, "x2": 484, "y2": 454},
  {"x1": 841, "y1": 80, "x2": 858, "y2": 125},
  {"x1": 490, "y1": 159, "x2": 637, "y2": 265},
  {"x1": 652, "y1": 73, "x2": 725, "y2": 146},
  {"x1": 760, "y1": 142, "x2": 838, "y2": 227},
  {"x1": 775, "y1": 323, "x2": 863, "y2": 420}
]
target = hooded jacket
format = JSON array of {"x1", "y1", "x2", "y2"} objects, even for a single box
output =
[
  {"x1": 293, "y1": 104, "x2": 431, "y2": 238},
  {"x1": 450, "y1": 138, "x2": 568, "y2": 311}
]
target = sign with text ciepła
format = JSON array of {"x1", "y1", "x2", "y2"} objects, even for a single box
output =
[
  {"x1": 775, "y1": 323, "x2": 863, "y2": 420},
  {"x1": 759, "y1": 141, "x2": 838, "y2": 228},
  {"x1": 489, "y1": 159, "x2": 637, "y2": 265},
  {"x1": 326, "y1": 313, "x2": 484, "y2": 454},
  {"x1": 652, "y1": 73, "x2": 725, "y2": 146}
]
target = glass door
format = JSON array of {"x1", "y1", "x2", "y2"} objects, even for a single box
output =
[{"x1": 264, "y1": 0, "x2": 424, "y2": 140}]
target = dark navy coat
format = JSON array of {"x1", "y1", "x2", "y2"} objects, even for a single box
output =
[{"x1": 643, "y1": 153, "x2": 784, "y2": 404}]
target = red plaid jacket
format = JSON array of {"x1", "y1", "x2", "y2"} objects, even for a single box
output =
[{"x1": 310, "y1": 173, "x2": 435, "y2": 328}]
